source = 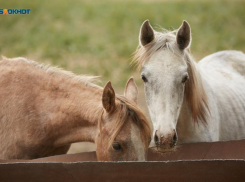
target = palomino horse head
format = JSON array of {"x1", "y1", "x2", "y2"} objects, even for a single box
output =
[
  {"x1": 96, "y1": 78, "x2": 152, "y2": 161},
  {"x1": 133, "y1": 20, "x2": 208, "y2": 151}
]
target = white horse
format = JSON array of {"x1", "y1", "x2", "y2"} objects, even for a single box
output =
[{"x1": 133, "y1": 20, "x2": 245, "y2": 151}]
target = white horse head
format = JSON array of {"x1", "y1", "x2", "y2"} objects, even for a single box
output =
[{"x1": 133, "y1": 20, "x2": 208, "y2": 151}]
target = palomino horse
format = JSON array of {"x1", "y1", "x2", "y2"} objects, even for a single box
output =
[
  {"x1": 0, "y1": 57, "x2": 152, "y2": 160},
  {"x1": 133, "y1": 20, "x2": 245, "y2": 151}
]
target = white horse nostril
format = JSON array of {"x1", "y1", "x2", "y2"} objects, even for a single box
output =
[
  {"x1": 154, "y1": 130, "x2": 159, "y2": 144},
  {"x1": 173, "y1": 132, "x2": 178, "y2": 142}
]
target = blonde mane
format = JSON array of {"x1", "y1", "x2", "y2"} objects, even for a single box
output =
[
  {"x1": 2, "y1": 56, "x2": 100, "y2": 88},
  {"x1": 132, "y1": 30, "x2": 209, "y2": 124},
  {"x1": 184, "y1": 54, "x2": 209, "y2": 123},
  {"x1": 99, "y1": 96, "x2": 152, "y2": 149}
]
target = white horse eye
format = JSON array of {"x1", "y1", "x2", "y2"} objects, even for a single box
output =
[
  {"x1": 141, "y1": 75, "x2": 148, "y2": 83},
  {"x1": 112, "y1": 142, "x2": 122, "y2": 151},
  {"x1": 182, "y1": 75, "x2": 189, "y2": 83}
]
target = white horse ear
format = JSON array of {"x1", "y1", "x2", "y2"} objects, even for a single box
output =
[
  {"x1": 124, "y1": 77, "x2": 138, "y2": 104},
  {"x1": 102, "y1": 81, "x2": 116, "y2": 113},
  {"x1": 139, "y1": 20, "x2": 155, "y2": 46},
  {"x1": 176, "y1": 20, "x2": 191, "y2": 50}
]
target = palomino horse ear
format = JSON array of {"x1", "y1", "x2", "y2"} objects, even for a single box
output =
[
  {"x1": 176, "y1": 20, "x2": 191, "y2": 50},
  {"x1": 139, "y1": 20, "x2": 155, "y2": 46},
  {"x1": 124, "y1": 77, "x2": 138, "y2": 104},
  {"x1": 102, "y1": 81, "x2": 116, "y2": 113}
]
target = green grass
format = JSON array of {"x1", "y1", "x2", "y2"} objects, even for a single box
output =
[{"x1": 0, "y1": 0, "x2": 245, "y2": 89}]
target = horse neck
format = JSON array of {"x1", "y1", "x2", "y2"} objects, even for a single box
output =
[
  {"x1": 177, "y1": 98, "x2": 195, "y2": 142},
  {"x1": 43, "y1": 78, "x2": 103, "y2": 147},
  {"x1": 177, "y1": 53, "x2": 209, "y2": 143}
]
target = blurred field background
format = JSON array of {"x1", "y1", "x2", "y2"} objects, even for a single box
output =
[{"x1": 1, "y1": 0, "x2": 245, "y2": 153}]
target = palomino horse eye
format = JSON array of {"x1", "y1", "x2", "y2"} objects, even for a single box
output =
[
  {"x1": 112, "y1": 142, "x2": 122, "y2": 151},
  {"x1": 141, "y1": 75, "x2": 148, "y2": 83},
  {"x1": 182, "y1": 75, "x2": 189, "y2": 83}
]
